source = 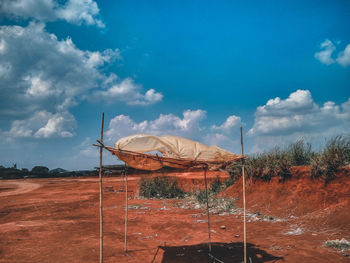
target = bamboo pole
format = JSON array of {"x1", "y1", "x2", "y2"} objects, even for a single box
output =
[
  {"x1": 124, "y1": 164, "x2": 128, "y2": 255},
  {"x1": 203, "y1": 167, "x2": 212, "y2": 253},
  {"x1": 240, "y1": 126, "x2": 247, "y2": 263},
  {"x1": 99, "y1": 112, "x2": 105, "y2": 263}
]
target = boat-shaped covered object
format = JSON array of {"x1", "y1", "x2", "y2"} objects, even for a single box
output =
[{"x1": 102, "y1": 134, "x2": 244, "y2": 171}]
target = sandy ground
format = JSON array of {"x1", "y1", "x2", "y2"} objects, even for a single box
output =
[{"x1": 0, "y1": 170, "x2": 349, "y2": 263}]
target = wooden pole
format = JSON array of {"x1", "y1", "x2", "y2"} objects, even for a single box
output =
[
  {"x1": 124, "y1": 164, "x2": 128, "y2": 255},
  {"x1": 203, "y1": 167, "x2": 212, "y2": 253},
  {"x1": 240, "y1": 126, "x2": 247, "y2": 263},
  {"x1": 99, "y1": 112, "x2": 105, "y2": 263}
]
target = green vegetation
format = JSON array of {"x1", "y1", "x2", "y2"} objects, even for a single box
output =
[
  {"x1": 228, "y1": 136, "x2": 350, "y2": 184},
  {"x1": 0, "y1": 164, "x2": 93, "y2": 179},
  {"x1": 311, "y1": 136, "x2": 350, "y2": 183},
  {"x1": 228, "y1": 146, "x2": 293, "y2": 183},
  {"x1": 139, "y1": 176, "x2": 185, "y2": 199},
  {"x1": 288, "y1": 140, "x2": 313, "y2": 166},
  {"x1": 195, "y1": 176, "x2": 224, "y2": 204}
]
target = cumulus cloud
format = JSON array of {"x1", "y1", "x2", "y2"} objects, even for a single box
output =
[
  {"x1": 315, "y1": 39, "x2": 350, "y2": 67},
  {"x1": 336, "y1": 44, "x2": 350, "y2": 67},
  {"x1": 105, "y1": 109, "x2": 207, "y2": 142},
  {"x1": 5, "y1": 111, "x2": 76, "y2": 139},
  {"x1": 248, "y1": 89, "x2": 350, "y2": 149},
  {"x1": 315, "y1": 39, "x2": 336, "y2": 65},
  {"x1": 211, "y1": 115, "x2": 241, "y2": 134},
  {"x1": 0, "y1": 22, "x2": 161, "y2": 138},
  {"x1": 0, "y1": 0, "x2": 104, "y2": 27},
  {"x1": 93, "y1": 77, "x2": 163, "y2": 106},
  {"x1": 0, "y1": 22, "x2": 117, "y2": 119}
]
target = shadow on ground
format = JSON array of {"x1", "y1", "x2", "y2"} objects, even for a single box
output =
[{"x1": 155, "y1": 242, "x2": 284, "y2": 263}]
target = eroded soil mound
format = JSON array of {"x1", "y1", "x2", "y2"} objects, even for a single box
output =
[
  {"x1": 220, "y1": 166, "x2": 350, "y2": 235},
  {"x1": 164, "y1": 170, "x2": 229, "y2": 192}
]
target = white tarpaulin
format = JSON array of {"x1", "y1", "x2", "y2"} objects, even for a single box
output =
[{"x1": 114, "y1": 134, "x2": 239, "y2": 162}]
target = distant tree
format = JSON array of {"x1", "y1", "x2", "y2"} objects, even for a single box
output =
[
  {"x1": 31, "y1": 166, "x2": 49, "y2": 174},
  {"x1": 21, "y1": 168, "x2": 29, "y2": 172}
]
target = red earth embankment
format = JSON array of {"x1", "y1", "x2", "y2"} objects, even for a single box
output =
[
  {"x1": 163, "y1": 170, "x2": 229, "y2": 191},
  {"x1": 220, "y1": 166, "x2": 350, "y2": 236}
]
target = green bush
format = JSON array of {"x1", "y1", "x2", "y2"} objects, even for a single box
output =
[
  {"x1": 196, "y1": 190, "x2": 207, "y2": 204},
  {"x1": 139, "y1": 176, "x2": 185, "y2": 199},
  {"x1": 311, "y1": 136, "x2": 350, "y2": 183},
  {"x1": 288, "y1": 139, "x2": 313, "y2": 166},
  {"x1": 240, "y1": 147, "x2": 292, "y2": 181},
  {"x1": 210, "y1": 176, "x2": 223, "y2": 194},
  {"x1": 195, "y1": 176, "x2": 226, "y2": 203}
]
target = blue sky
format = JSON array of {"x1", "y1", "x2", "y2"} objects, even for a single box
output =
[{"x1": 0, "y1": 0, "x2": 349, "y2": 170}]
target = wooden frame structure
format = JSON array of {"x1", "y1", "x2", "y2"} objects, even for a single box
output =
[{"x1": 95, "y1": 113, "x2": 247, "y2": 262}]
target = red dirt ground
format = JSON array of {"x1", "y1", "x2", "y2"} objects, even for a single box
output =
[{"x1": 0, "y1": 168, "x2": 349, "y2": 262}]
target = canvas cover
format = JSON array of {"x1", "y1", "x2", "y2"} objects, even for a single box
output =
[{"x1": 114, "y1": 134, "x2": 239, "y2": 164}]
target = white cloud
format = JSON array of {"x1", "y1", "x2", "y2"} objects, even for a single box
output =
[
  {"x1": 336, "y1": 44, "x2": 350, "y2": 67},
  {"x1": 211, "y1": 115, "x2": 241, "y2": 134},
  {"x1": 105, "y1": 109, "x2": 207, "y2": 142},
  {"x1": 5, "y1": 111, "x2": 76, "y2": 139},
  {"x1": 0, "y1": 22, "x2": 161, "y2": 139},
  {"x1": 0, "y1": 22, "x2": 118, "y2": 119},
  {"x1": 93, "y1": 78, "x2": 163, "y2": 106},
  {"x1": 315, "y1": 39, "x2": 335, "y2": 65},
  {"x1": 0, "y1": 0, "x2": 104, "y2": 27},
  {"x1": 315, "y1": 39, "x2": 350, "y2": 67},
  {"x1": 248, "y1": 89, "x2": 350, "y2": 150}
]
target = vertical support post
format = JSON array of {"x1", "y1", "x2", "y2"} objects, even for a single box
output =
[
  {"x1": 240, "y1": 126, "x2": 247, "y2": 263},
  {"x1": 203, "y1": 167, "x2": 212, "y2": 253},
  {"x1": 124, "y1": 164, "x2": 128, "y2": 255},
  {"x1": 99, "y1": 112, "x2": 105, "y2": 263}
]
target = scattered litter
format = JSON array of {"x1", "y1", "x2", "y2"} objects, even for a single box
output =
[
  {"x1": 137, "y1": 235, "x2": 153, "y2": 240},
  {"x1": 234, "y1": 234, "x2": 240, "y2": 238},
  {"x1": 245, "y1": 212, "x2": 283, "y2": 222},
  {"x1": 285, "y1": 227, "x2": 303, "y2": 235},
  {"x1": 324, "y1": 238, "x2": 350, "y2": 251},
  {"x1": 220, "y1": 225, "x2": 226, "y2": 230},
  {"x1": 271, "y1": 246, "x2": 282, "y2": 250},
  {"x1": 196, "y1": 219, "x2": 207, "y2": 223},
  {"x1": 127, "y1": 204, "x2": 149, "y2": 210},
  {"x1": 190, "y1": 214, "x2": 201, "y2": 218},
  {"x1": 182, "y1": 235, "x2": 192, "y2": 242},
  {"x1": 104, "y1": 186, "x2": 114, "y2": 192},
  {"x1": 176, "y1": 253, "x2": 185, "y2": 256}
]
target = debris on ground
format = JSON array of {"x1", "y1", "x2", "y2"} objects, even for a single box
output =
[{"x1": 324, "y1": 238, "x2": 350, "y2": 251}]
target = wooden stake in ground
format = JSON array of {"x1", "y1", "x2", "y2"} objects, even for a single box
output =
[
  {"x1": 240, "y1": 126, "x2": 247, "y2": 263},
  {"x1": 124, "y1": 164, "x2": 128, "y2": 255},
  {"x1": 99, "y1": 112, "x2": 105, "y2": 263},
  {"x1": 203, "y1": 167, "x2": 212, "y2": 253}
]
